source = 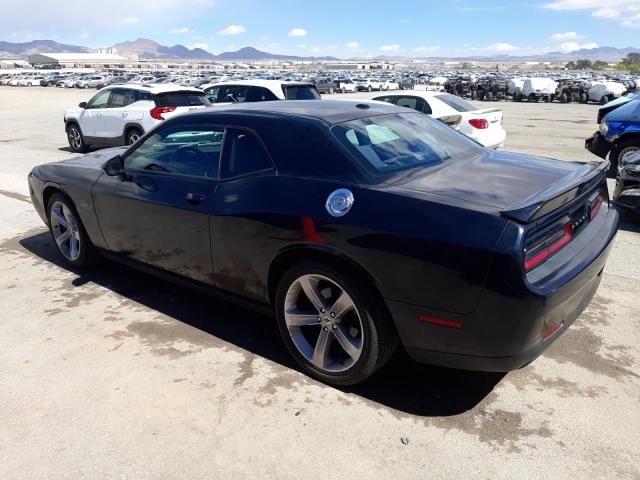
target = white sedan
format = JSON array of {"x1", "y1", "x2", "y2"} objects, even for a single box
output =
[{"x1": 370, "y1": 91, "x2": 506, "y2": 148}]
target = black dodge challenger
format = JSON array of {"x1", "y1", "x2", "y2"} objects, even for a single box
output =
[{"x1": 29, "y1": 100, "x2": 619, "y2": 385}]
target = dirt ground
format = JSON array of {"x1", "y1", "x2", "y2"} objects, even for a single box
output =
[{"x1": 0, "y1": 86, "x2": 639, "y2": 480}]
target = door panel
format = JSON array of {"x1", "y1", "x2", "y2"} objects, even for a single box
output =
[{"x1": 92, "y1": 172, "x2": 216, "y2": 284}]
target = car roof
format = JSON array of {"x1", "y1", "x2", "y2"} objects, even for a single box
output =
[
  {"x1": 105, "y1": 84, "x2": 203, "y2": 94},
  {"x1": 201, "y1": 79, "x2": 313, "y2": 89},
  {"x1": 184, "y1": 99, "x2": 406, "y2": 126}
]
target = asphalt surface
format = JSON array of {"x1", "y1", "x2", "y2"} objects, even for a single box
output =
[{"x1": 1, "y1": 86, "x2": 639, "y2": 480}]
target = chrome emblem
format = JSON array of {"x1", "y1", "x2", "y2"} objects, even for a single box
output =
[{"x1": 325, "y1": 189, "x2": 354, "y2": 217}]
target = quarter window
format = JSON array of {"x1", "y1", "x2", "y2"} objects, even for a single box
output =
[
  {"x1": 395, "y1": 96, "x2": 432, "y2": 114},
  {"x1": 124, "y1": 124, "x2": 224, "y2": 178},
  {"x1": 220, "y1": 129, "x2": 272, "y2": 178}
]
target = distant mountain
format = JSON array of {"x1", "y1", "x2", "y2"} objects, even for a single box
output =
[
  {"x1": 215, "y1": 46, "x2": 339, "y2": 62},
  {"x1": 1, "y1": 38, "x2": 638, "y2": 64},
  {"x1": 111, "y1": 38, "x2": 216, "y2": 60},
  {"x1": 0, "y1": 40, "x2": 90, "y2": 58}
]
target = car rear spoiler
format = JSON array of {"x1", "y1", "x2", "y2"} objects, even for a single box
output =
[{"x1": 500, "y1": 160, "x2": 610, "y2": 223}]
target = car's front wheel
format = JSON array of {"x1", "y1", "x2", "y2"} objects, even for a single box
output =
[
  {"x1": 275, "y1": 262, "x2": 398, "y2": 386},
  {"x1": 66, "y1": 124, "x2": 89, "y2": 153},
  {"x1": 610, "y1": 139, "x2": 640, "y2": 176},
  {"x1": 47, "y1": 193, "x2": 97, "y2": 268}
]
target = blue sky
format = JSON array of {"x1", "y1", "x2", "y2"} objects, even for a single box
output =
[{"x1": 2, "y1": 0, "x2": 638, "y2": 57}]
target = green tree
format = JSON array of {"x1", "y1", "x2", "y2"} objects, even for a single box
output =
[
  {"x1": 593, "y1": 60, "x2": 609, "y2": 70},
  {"x1": 565, "y1": 61, "x2": 576, "y2": 70},
  {"x1": 622, "y1": 52, "x2": 640, "y2": 66},
  {"x1": 575, "y1": 59, "x2": 592, "y2": 69}
]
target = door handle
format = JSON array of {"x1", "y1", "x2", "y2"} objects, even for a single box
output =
[
  {"x1": 185, "y1": 193, "x2": 206, "y2": 205},
  {"x1": 122, "y1": 112, "x2": 128, "y2": 117},
  {"x1": 97, "y1": 112, "x2": 103, "y2": 117}
]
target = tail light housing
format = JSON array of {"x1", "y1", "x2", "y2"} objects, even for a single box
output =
[
  {"x1": 524, "y1": 222, "x2": 573, "y2": 271},
  {"x1": 150, "y1": 106, "x2": 176, "y2": 120},
  {"x1": 468, "y1": 118, "x2": 489, "y2": 129},
  {"x1": 589, "y1": 192, "x2": 605, "y2": 220}
]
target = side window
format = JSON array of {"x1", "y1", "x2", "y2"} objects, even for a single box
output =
[
  {"x1": 108, "y1": 88, "x2": 135, "y2": 108},
  {"x1": 395, "y1": 96, "x2": 432, "y2": 114},
  {"x1": 124, "y1": 124, "x2": 224, "y2": 178},
  {"x1": 220, "y1": 129, "x2": 272, "y2": 178},
  {"x1": 86, "y1": 90, "x2": 111, "y2": 109},
  {"x1": 205, "y1": 86, "x2": 220, "y2": 103},
  {"x1": 134, "y1": 90, "x2": 154, "y2": 102},
  {"x1": 245, "y1": 86, "x2": 278, "y2": 102},
  {"x1": 373, "y1": 95, "x2": 395, "y2": 104},
  {"x1": 223, "y1": 85, "x2": 249, "y2": 103}
]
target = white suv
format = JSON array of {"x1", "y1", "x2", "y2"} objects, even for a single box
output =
[
  {"x1": 64, "y1": 84, "x2": 210, "y2": 153},
  {"x1": 200, "y1": 79, "x2": 320, "y2": 105}
]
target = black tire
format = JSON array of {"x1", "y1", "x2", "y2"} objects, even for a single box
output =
[
  {"x1": 610, "y1": 138, "x2": 640, "y2": 176},
  {"x1": 600, "y1": 95, "x2": 609, "y2": 105},
  {"x1": 367, "y1": 85, "x2": 372, "y2": 92},
  {"x1": 275, "y1": 261, "x2": 398, "y2": 386},
  {"x1": 341, "y1": 87, "x2": 346, "y2": 94},
  {"x1": 329, "y1": 87, "x2": 334, "y2": 94},
  {"x1": 126, "y1": 127, "x2": 143, "y2": 146},
  {"x1": 544, "y1": 95, "x2": 551, "y2": 103},
  {"x1": 560, "y1": 93, "x2": 568, "y2": 103},
  {"x1": 66, "y1": 123, "x2": 89, "y2": 153},
  {"x1": 46, "y1": 193, "x2": 98, "y2": 268},
  {"x1": 486, "y1": 91, "x2": 493, "y2": 101},
  {"x1": 580, "y1": 93, "x2": 588, "y2": 103}
]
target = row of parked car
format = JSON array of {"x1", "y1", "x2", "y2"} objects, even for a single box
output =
[{"x1": 438, "y1": 75, "x2": 637, "y2": 105}]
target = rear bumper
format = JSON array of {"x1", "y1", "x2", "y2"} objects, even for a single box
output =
[
  {"x1": 586, "y1": 132, "x2": 613, "y2": 160},
  {"x1": 468, "y1": 127, "x2": 507, "y2": 149},
  {"x1": 387, "y1": 207, "x2": 619, "y2": 372}
]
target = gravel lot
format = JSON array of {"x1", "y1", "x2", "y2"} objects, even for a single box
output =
[{"x1": 1, "y1": 86, "x2": 639, "y2": 480}]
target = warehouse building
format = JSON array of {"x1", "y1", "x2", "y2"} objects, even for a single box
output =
[{"x1": 27, "y1": 52, "x2": 137, "y2": 68}]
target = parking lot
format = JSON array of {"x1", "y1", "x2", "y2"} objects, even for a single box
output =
[{"x1": 1, "y1": 86, "x2": 639, "y2": 479}]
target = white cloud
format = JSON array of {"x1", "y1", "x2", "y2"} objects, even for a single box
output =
[
  {"x1": 559, "y1": 41, "x2": 598, "y2": 52},
  {"x1": 190, "y1": 42, "x2": 209, "y2": 50},
  {"x1": 593, "y1": 7, "x2": 620, "y2": 18},
  {"x1": 549, "y1": 31, "x2": 582, "y2": 41},
  {"x1": 120, "y1": 16, "x2": 138, "y2": 25},
  {"x1": 288, "y1": 28, "x2": 308, "y2": 37},
  {"x1": 487, "y1": 42, "x2": 518, "y2": 52},
  {"x1": 169, "y1": 26, "x2": 193, "y2": 34},
  {"x1": 346, "y1": 41, "x2": 360, "y2": 50},
  {"x1": 380, "y1": 44, "x2": 401, "y2": 52},
  {"x1": 544, "y1": 0, "x2": 640, "y2": 27},
  {"x1": 218, "y1": 24, "x2": 246, "y2": 35}
]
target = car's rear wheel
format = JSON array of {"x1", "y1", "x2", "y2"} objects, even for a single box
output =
[
  {"x1": 66, "y1": 124, "x2": 89, "y2": 153},
  {"x1": 341, "y1": 87, "x2": 346, "y2": 94},
  {"x1": 126, "y1": 128, "x2": 143, "y2": 145},
  {"x1": 275, "y1": 262, "x2": 398, "y2": 386},
  {"x1": 47, "y1": 193, "x2": 97, "y2": 268}
]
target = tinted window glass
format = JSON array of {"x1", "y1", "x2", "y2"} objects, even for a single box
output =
[
  {"x1": 435, "y1": 94, "x2": 478, "y2": 112},
  {"x1": 221, "y1": 129, "x2": 272, "y2": 178},
  {"x1": 87, "y1": 90, "x2": 111, "y2": 109},
  {"x1": 395, "y1": 96, "x2": 432, "y2": 114},
  {"x1": 125, "y1": 124, "x2": 224, "y2": 178},
  {"x1": 332, "y1": 113, "x2": 479, "y2": 176},
  {"x1": 204, "y1": 86, "x2": 220, "y2": 103},
  {"x1": 134, "y1": 90, "x2": 154, "y2": 102},
  {"x1": 283, "y1": 85, "x2": 321, "y2": 100},
  {"x1": 222, "y1": 85, "x2": 248, "y2": 103},
  {"x1": 154, "y1": 92, "x2": 210, "y2": 107},
  {"x1": 245, "y1": 86, "x2": 279, "y2": 102},
  {"x1": 108, "y1": 88, "x2": 135, "y2": 108},
  {"x1": 373, "y1": 96, "x2": 395, "y2": 104}
]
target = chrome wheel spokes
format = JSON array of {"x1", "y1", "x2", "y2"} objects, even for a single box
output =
[
  {"x1": 284, "y1": 274, "x2": 363, "y2": 373},
  {"x1": 50, "y1": 201, "x2": 81, "y2": 261}
]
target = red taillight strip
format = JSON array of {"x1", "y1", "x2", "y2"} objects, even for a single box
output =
[
  {"x1": 524, "y1": 223, "x2": 573, "y2": 271},
  {"x1": 418, "y1": 315, "x2": 463, "y2": 329},
  {"x1": 590, "y1": 193, "x2": 604, "y2": 220},
  {"x1": 542, "y1": 322, "x2": 563, "y2": 341}
]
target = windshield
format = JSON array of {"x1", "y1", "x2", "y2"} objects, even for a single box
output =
[
  {"x1": 331, "y1": 113, "x2": 480, "y2": 176},
  {"x1": 435, "y1": 94, "x2": 479, "y2": 112}
]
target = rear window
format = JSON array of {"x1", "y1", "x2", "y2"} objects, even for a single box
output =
[
  {"x1": 154, "y1": 92, "x2": 210, "y2": 107},
  {"x1": 283, "y1": 85, "x2": 321, "y2": 100},
  {"x1": 435, "y1": 94, "x2": 478, "y2": 112},
  {"x1": 332, "y1": 113, "x2": 479, "y2": 176}
]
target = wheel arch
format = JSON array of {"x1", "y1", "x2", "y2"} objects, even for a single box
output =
[
  {"x1": 122, "y1": 123, "x2": 145, "y2": 140},
  {"x1": 267, "y1": 245, "x2": 387, "y2": 309},
  {"x1": 42, "y1": 184, "x2": 72, "y2": 219}
]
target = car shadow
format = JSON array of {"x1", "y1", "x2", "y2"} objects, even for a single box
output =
[
  {"x1": 57, "y1": 146, "x2": 103, "y2": 154},
  {"x1": 19, "y1": 230, "x2": 504, "y2": 417}
]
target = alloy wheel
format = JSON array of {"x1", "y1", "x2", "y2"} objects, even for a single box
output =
[
  {"x1": 68, "y1": 127, "x2": 82, "y2": 150},
  {"x1": 283, "y1": 274, "x2": 364, "y2": 373},
  {"x1": 50, "y1": 201, "x2": 81, "y2": 261}
]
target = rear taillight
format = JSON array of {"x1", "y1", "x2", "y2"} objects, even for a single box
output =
[
  {"x1": 468, "y1": 118, "x2": 489, "y2": 129},
  {"x1": 150, "y1": 106, "x2": 176, "y2": 120},
  {"x1": 590, "y1": 192, "x2": 605, "y2": 220},
  {"x1": 524, "y1": 222, "x2": 573, "y2": 271}
]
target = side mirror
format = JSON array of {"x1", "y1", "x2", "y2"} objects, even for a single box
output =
[
  {"x1": 79, "y1": 101, "x2": 87, "y2": 109},
  {"x1": 103, "y1": 155, "x2": 126, "y2": 178}
]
